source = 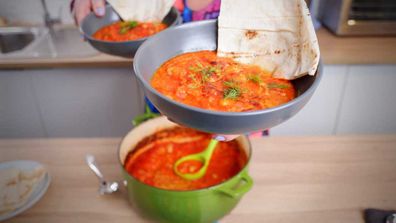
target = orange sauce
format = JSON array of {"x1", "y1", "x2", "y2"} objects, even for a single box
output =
[
  {"x1": 151, "y1": 51, "x2": 296, "y2": 112},
  {"x1": 93, "y1": 21, "x2": 167, "y2": 41},
  {"x1": 124, "y1": 127, "x2": 247, "y2": 190}
]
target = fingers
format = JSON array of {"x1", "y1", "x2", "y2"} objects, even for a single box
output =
[
  {"x1": 73, "y1": 0, "x2": 91, "y2": 26},
  {"x1": 91, "y1": 0, "x2": 105, "y2": 17},
  {"x1": 166, "y1": 117, "x2": 240, "y2": 141},
  {"x1": 213, "y1": 134, "x2": 240, "y2": 142},
  {"x1": 186, "y1": 0, "x2": 214, "y2": 11},
  {"x1": 72, "y1": 0, "x2": 105, "y2": 26}
]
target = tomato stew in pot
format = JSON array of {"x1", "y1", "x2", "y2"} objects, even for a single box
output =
[{"x1": 124, "y1": 127, "x2": 247, "y2": 190}]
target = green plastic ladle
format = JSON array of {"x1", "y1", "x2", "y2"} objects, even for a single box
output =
[{"x1": 174, "y1": 139, "x2": 219, "y2": 180}]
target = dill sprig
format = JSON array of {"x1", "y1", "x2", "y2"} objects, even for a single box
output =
[
  {"x1": 223, "y1": 81, "x2": 241, "y2": 99},
  {"x1": 224, "y1": 87, "x2": 240, "y2": 99},
  {"x1": 267, "y1": 83, "x2": 290, "y2": 89},
  {"x1": 248, "y1": 74, "x2": 262, "y2": 84},
  {"x1": 119, "y1": 21, "x2": 138, "y2": 34},
  {"x1": 189, "y1": 62, "x2": 220, "y2": 82}
]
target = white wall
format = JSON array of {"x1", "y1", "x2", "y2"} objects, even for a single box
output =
[{"x1": 0, "y1": 0, "x2": 74, "y2": 26}]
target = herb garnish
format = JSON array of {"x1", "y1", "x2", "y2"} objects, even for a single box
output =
[
  {"x1": 248, "y1": 75, "x2": 262, "y2": 84},
  {"x1": 187, "y1": 74, "x2": 201, "y2": 89},
  {"x1": 119, "y1": 21, "x2": 138, "y2": 34},
  {"x1": 223, "y1": 81, "x2": 235, "y2": 88},
  {"x1": 224, "y1": 88, "x2": 240, "y2": 99},
  {"x1": 267, "y1": 83, "x2": 290, "y2": 89},
  {"x1": 189, "y1": 62, "x2": 220, "y2": 82},
  {"x1": 223, "y1": 81, "x2": 241, "y2": 99}
]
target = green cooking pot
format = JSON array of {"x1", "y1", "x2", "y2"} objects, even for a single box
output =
[{"x1": 118, "y1": 117, "x2": 253, "y2": 223}]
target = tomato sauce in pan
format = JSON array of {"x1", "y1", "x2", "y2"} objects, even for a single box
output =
[
  {"x1": 93, "y1": 21, "x2": 167, "y2": 41},
  {"x1": 124, "y1": 127, "x2": 248, "y2": 191},
  {"x1": 151, "y1": 51, "x2": 296, "y2": 112}
]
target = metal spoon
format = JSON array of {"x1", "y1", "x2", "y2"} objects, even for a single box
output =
[
  {"x1": 386, "y1": 213, "x2": 396, "y2": 223},
  {"x1": 85, "y1": 154, "x2": 119, "y2": 195},
  {"x1": 173, "y1": 139, "x2": 219, "y2": 180}
]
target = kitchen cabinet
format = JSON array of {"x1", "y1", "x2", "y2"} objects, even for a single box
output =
[
  {"x1": 1, "y1": 64, "x2": 396, "y2": 138},
  {"x1": 271, "y1": 65, "x2": 348, "y2": 135},
  {"x1": 0, "y1": 71, "x2": 46, "y2": 137},
  {"x1": 336, "y1": 65, "x2": 396, "y2": 134},
  {"x1": 0, "y1": 68, "x2": 144, "y2": 138},
  {"x1": 272, "y1": 65, "x2": 396, "y2": 136}
]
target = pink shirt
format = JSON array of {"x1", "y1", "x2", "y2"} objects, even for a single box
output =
[{"x1": 174, "y1": 0, "x2": 221, "y2": 21}]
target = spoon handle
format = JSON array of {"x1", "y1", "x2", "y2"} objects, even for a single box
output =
[
  {"x1": 86, "y1": 154, "x2": 105, "y2": 182},
  {"x1": 203, "y1": 139, "x2": 219, "y2": 158}
]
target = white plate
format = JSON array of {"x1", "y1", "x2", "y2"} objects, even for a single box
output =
[{"x1": 0, "y1": 160, "x2": 51, "y2": 222}]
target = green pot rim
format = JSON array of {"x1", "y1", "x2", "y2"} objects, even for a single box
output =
[{"x1": 117, "y1": 133, "x2": 253, "y2": 194}]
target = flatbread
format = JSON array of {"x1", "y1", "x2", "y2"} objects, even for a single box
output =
[
  {"x1": 0, "y1": 166, "x2": 46, "y2": 214},
  {"x1": 107, "y1": 0, "x2": 175, "y2": 22},
  {"x1": 217, "y1": 0, "x2": 320, "y2": 80}
]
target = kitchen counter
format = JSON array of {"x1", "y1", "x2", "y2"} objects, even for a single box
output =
[
  {"x1": 317, "y1": 28, "x2": 396, "y2": 65},
  {"x1": 0, "y1": 53, "x2": 132, "y2": 69},
  {"x1": 1, "y1": 135, "x2": 395, "y2": 223},
  {"x1": 1, "y1": 28, "x2": 396, "y2": 69}
]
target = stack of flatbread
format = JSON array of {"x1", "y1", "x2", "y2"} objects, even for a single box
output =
[
  {"x1": 107, "y1": 0, "x2": 175, "y2": 22},
  {"x1": 0, "y1": 166, "x2": 46, "y2": 215},
  {"x1": 218, "y1": 0, "x2": 320, "y2": 80}
]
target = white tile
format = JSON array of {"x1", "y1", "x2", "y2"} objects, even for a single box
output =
[
  {"x1": 0, "y1": 70, "x2": 46, "y2": 138},
  {"x1": 336, "y1": 65, "x2": 396, "y2": 134},
  {"x1": 31, "y1": 68, "x2": 144, "y2": 137},
  {"x1": 271, "y1": 65, "x2": 348, "y2": 136}
]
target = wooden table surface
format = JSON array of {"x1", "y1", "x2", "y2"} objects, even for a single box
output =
[{"x1": 1, "y1": 135, "x2": 395, "y2": 223}]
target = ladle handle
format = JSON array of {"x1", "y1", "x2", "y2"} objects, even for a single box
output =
[
  {"x1": 203, "y1": 139, "x2": 219, "y2": 158},
  {"x1": 86, "y1": 154, "x2": 105, "y2": 183}
]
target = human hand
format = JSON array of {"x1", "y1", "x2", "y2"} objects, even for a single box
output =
[
  {"x1": 72, "y1": 0, "x2": 106, "y2": 26},
  {"x1": 186, "y1": 0, "x2": 214, "y2": 11},
  {"x1": 166, "y1": 117, "x2": 240, "y2": 141},
  {"x1": 213, "y1": 134, "x2": 240, "y2": 141}
]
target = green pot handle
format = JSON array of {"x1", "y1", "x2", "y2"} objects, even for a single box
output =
[{"x1": 216, "y1": 170, "x2": 253, "y2": 199}]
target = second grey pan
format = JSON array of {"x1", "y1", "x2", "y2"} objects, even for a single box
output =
[{"x1": 80, "y1": 5, "x2": 181, "y2": 58}]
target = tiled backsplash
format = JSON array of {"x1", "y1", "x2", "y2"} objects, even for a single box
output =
[{"x1": 0, "y1": 0, "x2": 74, "y2": 26}]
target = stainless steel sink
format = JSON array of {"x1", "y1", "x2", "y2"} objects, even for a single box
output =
[
  {"x1": 0, "y1": 27, "x2": 35, "y2": 53},
  {"x1": 0, "y1": 27, "x2": 49, "y2": 58},
  {"x1": 0, "y1": 26, "x2": 99, "y2": 59}
]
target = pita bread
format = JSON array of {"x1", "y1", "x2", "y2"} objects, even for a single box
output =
[
  {"x1": 107, "y1": 0, "x2": 175, "y2": 22},
  {"x1": 217, "y1": 0, "x2": 320, "y2": 80},
  {"x1": 0, "y1": 166, "x2": 46, "y2": 214}
]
